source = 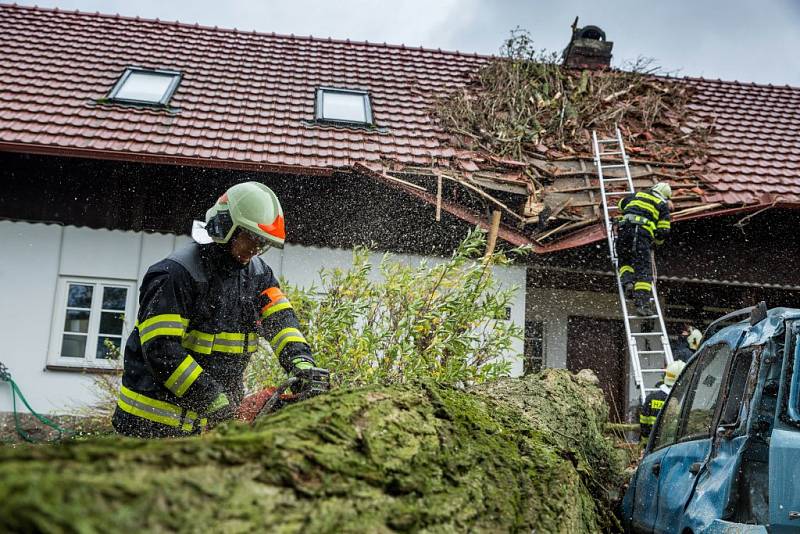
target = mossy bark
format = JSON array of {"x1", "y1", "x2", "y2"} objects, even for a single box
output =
[{"x1": 0, "y1": 370, "x2": 623, "y2": 533}]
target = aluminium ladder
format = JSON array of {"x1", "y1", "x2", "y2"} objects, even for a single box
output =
[{"x1": 591, "y1": 127, "x2": 674, "y2": 404}]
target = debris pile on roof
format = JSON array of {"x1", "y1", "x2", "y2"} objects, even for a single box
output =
[
  {"x1": 417, "y1": 30, "x2": 716, "y2": 244},
  {"x1": 436, "y1": 30, "x2": 712, "y2": 165}
]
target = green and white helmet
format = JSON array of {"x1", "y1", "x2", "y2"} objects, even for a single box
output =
[
  {"x1": 205, "y1": 182, "x2": 285, "y2": 249},
  {"x1": 651, "y1": 182, "x2": 672, "y2": 200}
]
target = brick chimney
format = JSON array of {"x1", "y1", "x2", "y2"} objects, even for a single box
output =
[{"x1": 562, "y1": 17, "x2": 613, "y2": 69}]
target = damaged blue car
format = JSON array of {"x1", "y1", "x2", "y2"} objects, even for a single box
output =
[{"x1": 621, "y1": 304, "x2": 800, "y2": 533}]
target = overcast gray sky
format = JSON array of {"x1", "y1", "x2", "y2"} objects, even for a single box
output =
[{"x1": 17, "y1": 0, "x2": 800, "y2": 86}]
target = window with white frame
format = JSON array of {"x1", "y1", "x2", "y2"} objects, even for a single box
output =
[{"x1": 49, "y1": 278, "x2": 136, "y2": 369}]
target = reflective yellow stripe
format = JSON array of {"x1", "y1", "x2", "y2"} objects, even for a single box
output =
[
  {"x1": 651, "y1": 399, "x2": 665, "y2": 410},
  {"x1": 634, "y1": 282, "x2": 652, "y2": 291},
  {"x1": 628, "y1": 200, "x2": 659, "y2": 219},
  {"x1": 261, "y1": 301, "x2": 293, "y2": 319},
  {"x1": 138, "y1": 314, "x2": 189, "y2": 344},
  {"x1": 619, "y1": 265, "x2": 634, "y2": 275},
  {"x1": 117, "y1": 386, "x2": 202, "y2": 433},
  {"x1": 247, "y1": 333, "x2": 258, "y2": 353},
  {"x1": 182, "y1": 330, "x2": 256, "y2": 355},
  {"x1": 120, "y1": 385, "x2": 182, "y2": 415},
  {"x1": 639, "y1": 415, "x2": 657, "y2": 425},
  {"x1": 270, "y1": 327, "x2": 307, "y2": 358},
  {"x1": 215, "y1": 332, "x2": 246, "y2": 341},
  {"x1": 212, "y1": 332, "x2": 247, "y2": 354},
  {"x1": 276, "y1": 336, "x2": 306, "y2": 357},
  {"x1": 118, "y1": 398, "x2": 180, "y2": 428},
  {"x1": 182, "y1": 330, "x2": 214, "y2": 355},
  {"x1": 657, "y1": 220, "x2": 671, "y2": 229},
  {"x1": 637, "y1": 192, "x2": 663, "y2": 205},
  {"x1": 118, "y1": 385, "x2": 183, "y2": 429},
  {"x1": 137, "y1": 314, "x2": 189, "y2": 331},
  {"x1": 181, "y1": 409, "x2": 203, "y2": 432},
  {"x1": 165, "y1": 356, "x2": 203, "y2": 397},
  {"x1": 176, "y1": 365, "x2": 202, "y2": 397}
]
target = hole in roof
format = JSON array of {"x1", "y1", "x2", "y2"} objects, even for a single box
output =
[
  {"x1": 315, "y1": 88, "x2": 373, "y2": 125},
  {"x1": 108, "y1": 68, "x2": 181, "y2": 106}
]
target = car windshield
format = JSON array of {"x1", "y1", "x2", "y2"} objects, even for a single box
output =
[{"x1": 789, "y1": 330, "x2": 800, "y2": 423}]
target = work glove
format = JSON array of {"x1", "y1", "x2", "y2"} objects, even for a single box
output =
[
  {"x1": 205, "y1": 392, "x2": 235, "y2": 426},
  {"x1": 290, "y1": 358, "x2": 330, "y2": 399}
]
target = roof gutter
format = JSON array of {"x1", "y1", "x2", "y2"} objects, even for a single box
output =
[{"x1": 0, "y1": 142, "x2": 335, "y2": 177}]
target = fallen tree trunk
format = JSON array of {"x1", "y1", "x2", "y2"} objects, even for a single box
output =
[{"x1": 0, "y1": 369, "x2": 626, "y2": 533}]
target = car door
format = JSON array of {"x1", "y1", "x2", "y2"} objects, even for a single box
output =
[
  {"x1": 653, "y1": 343, "x2": 733, "y2": 534},
  {"x1": 630, "y1": 357, "x2": 697, "y2": 532},
  {"x1": 770, "y1": 325, "x2": 800, "y2": 533}
]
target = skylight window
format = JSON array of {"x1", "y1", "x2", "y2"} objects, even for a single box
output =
[
  {"x1": 315, "y1": 88, "x2": 373, "y2": 125},
  {"x1": 108, "y1": 67, "x2": 182, "y2": 106}
]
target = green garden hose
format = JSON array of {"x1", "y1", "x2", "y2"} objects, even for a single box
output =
[{"x1": 0, "y1": 361, "x2": 73, "y2": 443}]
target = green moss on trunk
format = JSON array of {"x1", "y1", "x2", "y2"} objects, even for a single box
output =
[{"x1": 0, "y1": 370, "x2": 622, "y2": 533}]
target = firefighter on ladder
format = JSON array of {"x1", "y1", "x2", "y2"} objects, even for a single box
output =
[{"x1": 615, "y1": 182, "x2": 672, "y2": 316}]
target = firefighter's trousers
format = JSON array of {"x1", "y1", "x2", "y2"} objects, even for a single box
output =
[{"x1": 615, "y1": 223, "x2": 653, "y2": 295}]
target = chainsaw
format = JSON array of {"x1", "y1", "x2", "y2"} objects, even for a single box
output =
[{"x1": 236, "y1": 367, "x2": 330, "y2": 424}]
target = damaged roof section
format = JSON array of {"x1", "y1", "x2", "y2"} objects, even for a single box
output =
[{"x1": 1, "y1": 5, "x2": 799, "y2": 253}]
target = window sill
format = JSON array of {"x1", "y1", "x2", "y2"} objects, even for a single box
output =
[{"x1": 45, "y1": 364, "x2": 122, "y2": 375}]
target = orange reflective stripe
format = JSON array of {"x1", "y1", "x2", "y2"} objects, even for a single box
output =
[
  {"x1": 258, "y1": 215, "x2": 285, "y2": 240},
  {"x1": 260, "y1": 287, "x2": 287, "y2": 314}
]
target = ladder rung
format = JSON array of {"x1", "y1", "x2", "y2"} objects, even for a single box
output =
[
  {"x1": 643, "y1": 387, "x2": 661, "y2": 392},
  {"x1": 600, "y1": 151, "x2": 623, "y2": 156},
  {"x1": 638, "y1": 350, "x2": 666, "y2": 355},
  {"x1": 641, "y1": 369, "x2": 667, "y2": 373},
  {"x1": 598, "y1": 139, "x2": 617, "y2": 144},
  {"x1": 602, "y1": 177, "x2": 629, "y2": 182},
  {"x1": 627, "y1": 315, "x2": 660, "y2": 320},
  {"x1": 601, "y1": 164, "x2": 627, "y2": 169},
  {"x1": 632, "y1": 332, "x2": 664, "y2": 337},
  {"x1": 605, "y1": 191, "x2": 629, "y2": 196}
]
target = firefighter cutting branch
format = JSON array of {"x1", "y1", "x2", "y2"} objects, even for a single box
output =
[
  {"x1": 615, "y1": 182, "x2": 672, "y2": 316},
  {"x1": 113, "y1": 182, "x2": 327, "y2": 438}
]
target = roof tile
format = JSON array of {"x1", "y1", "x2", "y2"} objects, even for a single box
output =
[{"x1": 1, "y1": 5, "x2": 799, "y2": 206}]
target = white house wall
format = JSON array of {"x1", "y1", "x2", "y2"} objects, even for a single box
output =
[{"x1": 0, "y1": 221, "x2": 526, "y2": 414}]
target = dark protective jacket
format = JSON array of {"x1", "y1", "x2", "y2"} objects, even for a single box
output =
[
  {"x1": 112, "y1": 242, "x2": 313, "y2": 437},
  {"x1": 618, "y1": 189, "x2": 672, "y2": 245},
  {"x1": 639, "y1": 384, "x2": 671, "y2": 438},
  {"x1": 672, "y1": 337, "x2": 693, "y2": 362}
]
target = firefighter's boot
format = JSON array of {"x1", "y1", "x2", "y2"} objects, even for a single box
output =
[
  {"x1": 623, "y1": 282, "x2": 635, "y2": 300},
  {"x1": 634, "y1": 292, "x2": 654, "y2": 316}
]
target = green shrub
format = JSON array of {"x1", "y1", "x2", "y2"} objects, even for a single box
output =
[{"x1": 246, "y1": 229, "x2": 527, "y2": 390}]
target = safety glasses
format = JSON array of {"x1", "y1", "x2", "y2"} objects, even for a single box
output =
[{"x1": 241, "y1": 228, "x2": 272, "y2": 253}]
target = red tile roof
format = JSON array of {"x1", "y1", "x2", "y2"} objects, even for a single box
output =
[
  {"x1": 684, "y1": 78, "x2": 800, "y2": 205},
  {"x1": 0, "y1": 3, "x2": 487, "y2": 174},
  {"x1": 1, "y1": 4, "x2": 799, "y2": 250}
]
